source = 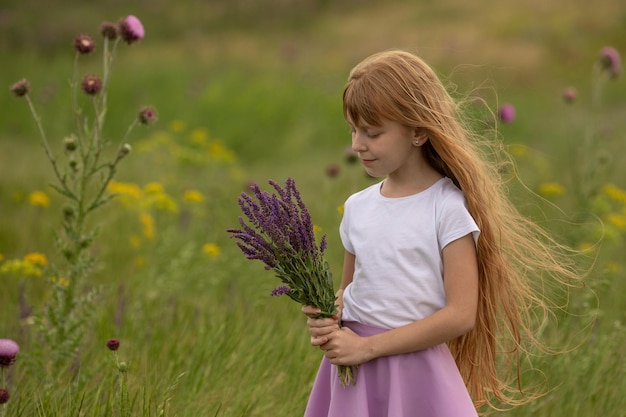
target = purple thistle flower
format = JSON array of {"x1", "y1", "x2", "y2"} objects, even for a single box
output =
[
  {"x1": 498, "y1": 103, "x2": 516, "y2": 123},
  {"x1": 81, "y1": 74, "x2": 102, "y2": 95},
  {"x1": 10, "y1": 79, "x2": 29, "y2": 97},
  {"x1": 119, "y1": 15, "x2": 145, "y2": 45},
  {"x1": 599, "y1": 46, "x2": 621, "y2": 78},
  {"x1": 138, "y1": 106, "x2": 157, "y2": 125},
  {"x1": 0, "y1": 339, "x2": 19, "y2": 368},
  {"x1": 562, "y1": 86, "x2": 577, "y2": 103},
  {"x1": 0, "y1": 388, "x2": 9, "y2": 405},
  {"x1": 74, "y1": 34, "x2": 95, "y2": 54},
  {"x1": 270, "y1": 286, "x2": 292, "y2": 296},
  {"x1": 100, "y1": 21, "x2": 118, "y2": 40},
  {"x1": 106, "y1": 338, "x2": 120, "y2": 351}
]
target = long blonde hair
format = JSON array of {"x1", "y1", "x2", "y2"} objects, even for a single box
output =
[{"x1": 343, "y1": 50, "x2": 584, "y2": 409}]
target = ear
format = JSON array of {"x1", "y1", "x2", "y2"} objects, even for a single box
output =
[{"x1": 412, "y1": 128, "x2": 429, "y2": 146}]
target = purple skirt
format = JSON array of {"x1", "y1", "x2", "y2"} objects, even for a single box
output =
[{"x1": 304, "y1": 321, "x2": 478, "y2": 417}]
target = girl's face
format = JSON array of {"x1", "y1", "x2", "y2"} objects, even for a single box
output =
[{"x1": 348, "y1": 118, "x2": 420, "y2": 179}]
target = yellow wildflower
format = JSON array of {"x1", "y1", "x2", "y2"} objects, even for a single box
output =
[
  {"x1": 202, "y1": 243, "x2": 221, "y2": 257},
  {"x1": 129, "y1": 235, "x2": 142, "y2": 248},
  {"x1": 144, "y1": 182, "x2": 165, "y2": 194},
  {"x1": 28, "y1": 190, "x2": 51, "y2": 207},
  {"x1": 603, "y1": 183, "x2": 626, "y2": 204},
  {"x1": 108, "y1": 181, "x2": 142, "y2": 198},
  {"x1": 208, "y1": 140, "x2": 235, "y2": 163},
  {"x1": 606, "y1": 212, "x2": 626, "y2": 231},
  {"x1": 139, "y1": 212, "x2": 155, "y2": 240},
  {"x1": 313, "y1": 224, "x2": 322, "y2": 235},
  {"x1": 23, "y1": 252, "x2": 48, "y2": 266},
  {"x1": 538, "y1": 182, "x2": 566, "y2": 198},
  {"x1": 605, "y1": 261, "x2": 621, "y2": 274},
  {"x1": 0, "y1": 259, "x2": 43, "y2": 277},
  {"x1": 337, "y1": 204, "x2": 345, "y2": 215},
  {"x1": 52, "y1": 276, "x2": 69, "y2": 287},
  {"x1": 0, "y1": 253, "x2": 4, "y2": 262},
  {"x1": 189, "y1": 128, "x2": 209, "y2": 145},
  {"x1": 135, "y1": 256, "x2": 145, "y2": 268},
  {"x1": 508, "y1": 144, "x2": 528, "y2": 158},
  {"x1": 169, "y1": 119, "x2": 187, "y2": 133},
  {"x1": 183, "y1": 189, "x2": 204, "y2": 203}
]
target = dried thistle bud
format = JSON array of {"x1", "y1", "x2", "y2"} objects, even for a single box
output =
[
  {"x1": 81, "y1": 74, "x2": 102, "y2": 95},
  {"x1": 74, "y1": 34, "x2": 95, "y2": 54},
  {"x1": 63, "y1": 206, "x2": 75, "y2": 221},
  {"x1": 100, "y1": 21, "x2": 118, "y2": 40},
  {"x1": 64, "y1": 136, "x2": 77, "y2": 151},
  {"x1": 10, "y1": 78, "x2": 30, "y2": 97},
  {"x1": 119, "y1": 15, "x2": 145, "y2": 45},
  {"x1": 118, "y1": 143, "x2": 132, "y2": 158},
  {"x1": 138, "y1": 107, "x2": 156, "y2": 125}
]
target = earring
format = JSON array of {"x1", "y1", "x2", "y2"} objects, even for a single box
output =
[{"x1": 413, "y1": 140, "x2": 420, "y2": 146}]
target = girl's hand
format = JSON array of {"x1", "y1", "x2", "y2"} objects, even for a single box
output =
[
  {"x1": 302, "y1": 305, "x2": 340, "y2": 347},
  {"x1": 321, "y1": 327, "x2": 372, "y2": 366},
  {"x1": 302, "y1": 289, "x2": 345, "y2": 347}
]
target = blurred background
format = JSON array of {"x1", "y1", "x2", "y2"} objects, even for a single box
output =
[{"x1": 1, "y1": 0, "x2": 625, "y2": 415}]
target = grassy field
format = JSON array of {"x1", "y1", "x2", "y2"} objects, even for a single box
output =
[{"x1": 1, "y1": 0, "x2": 626, "y2": 415}]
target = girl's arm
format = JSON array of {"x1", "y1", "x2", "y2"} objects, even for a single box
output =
[
  {"x1": 321, "y1": 234, "x2": 478, "y2": 365},
  {"x1": 302, "y1": 250, "x2": 355, "y2": 344}
]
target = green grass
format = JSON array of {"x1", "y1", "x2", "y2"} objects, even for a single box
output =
[{"x1": 2, "y1": 0, "x2": 626, "y2": 415}]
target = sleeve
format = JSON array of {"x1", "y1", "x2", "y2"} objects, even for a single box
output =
[
  {"x1": 437, "y1": 190, "x2": 480, "y2": 250},
  {"x1": 339, "y1": 198, "x2": 355, "y2": 254}
]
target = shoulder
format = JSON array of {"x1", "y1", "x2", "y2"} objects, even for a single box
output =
[
  {"x1": 431, "y1": 177, "x2": 468, "y2": 206},
  {"x1": 344, "y1": 181, "x2": 381, "y2": 206}
]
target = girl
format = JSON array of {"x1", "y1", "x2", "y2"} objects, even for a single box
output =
[{"x1": 302, "y1": 50, "x2": 582, "y2": 416}]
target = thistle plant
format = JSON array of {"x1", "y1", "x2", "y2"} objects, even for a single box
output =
[
  {"x1": 9, "y1": 15, "x2": 155, "y2": 379},
  {"x1": 106, "y1": 339, "x2": 130, "y2": 417},
  {"x1": 573, "y1": 46, "x2": 622, "y2": 207},
  {"x1": 227, "y1": 178, "x2": 356, "y2": 385},
  {"x1": 0, "y1": 339, "x2": 19, "y2": 417}
]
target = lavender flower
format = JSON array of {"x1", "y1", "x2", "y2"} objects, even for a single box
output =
[
  {"x1": 498, "y1": 103, "x2": 516, "y2": 123},
  {"x1": 271, "y1": 285, "x2": 293, "y2": 296},
  {"x1": 228, "y1": 178, "x2": 356, "y2": 386},
  {"x1": 599, "y1": 46, "x2": 621, "y2": 78},
  {"x1": 119, "y1": 15, "x2": 144, "y2": 45},
  {"x1": 0, "y1": 339, "x2": 19, "y2": 368}
]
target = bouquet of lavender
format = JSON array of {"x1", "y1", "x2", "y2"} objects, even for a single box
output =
[{"x1": 227, "y1": 178, "x2": 355, "y2": 386}]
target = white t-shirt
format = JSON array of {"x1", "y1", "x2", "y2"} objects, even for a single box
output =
[{"x1": 340, "y1": 177, "x2": 480, "y2": 329}]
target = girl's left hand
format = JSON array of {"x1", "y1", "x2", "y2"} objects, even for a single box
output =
[{"x1": 321, "y1": 327, "x2": 372, "y2": 366}]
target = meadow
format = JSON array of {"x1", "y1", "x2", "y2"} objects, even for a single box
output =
[{"x1": 1, "y1": 0, "x2": 625, "y2": 415}]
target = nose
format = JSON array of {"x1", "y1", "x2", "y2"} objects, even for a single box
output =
[{"x1": 351, "y1": 131, "x2": 366, "y2": 153}]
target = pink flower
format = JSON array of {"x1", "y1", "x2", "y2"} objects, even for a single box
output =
[
  {"x1": 138, "y1": 106, "x2": 157, "y2": 125},
  {"x1": 119, "y1": 15, "x2": 145, "y2": 45},
  {"x1": 498, "y1": 103, "x2": 516, "y2": 123},
  {"x1": 599, "y1": 46, "x2": 621, "y2": 78},
  {"x1": 0, "y1": 338, "x2": 19, "y2": 368},
  {"x1": 562, "y1": 86, "x2": 577, "y2": 103}
]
